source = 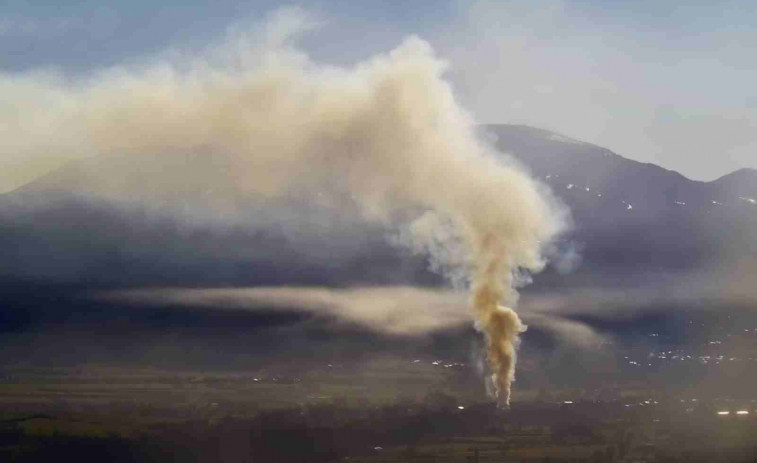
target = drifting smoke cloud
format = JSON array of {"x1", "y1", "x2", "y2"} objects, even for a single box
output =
[
  {"x1": 1, "y1": 8, "x2": 566, "y2": 405},
  {"x1": 96, "y1": 286, "x2": 470, "y2": 336},
  {"x1": 95, "y1": 286, "x2": 604, "y2": 346}
]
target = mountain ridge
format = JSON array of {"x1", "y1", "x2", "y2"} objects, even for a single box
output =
[
  {"x1": 483, "y1": 124, "x2": 754, "y2": 210},
  {"x1": 10, "y1": 124, "x2": 752, "y2": 197},
  {"x1": 484, "y1": 123, "x2": 754, "y2": 187},
  {"x1": 0, "y1": 124, "x2": 753, "y2": 287}
]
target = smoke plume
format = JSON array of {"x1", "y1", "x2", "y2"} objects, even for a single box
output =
[
  {"x1": 1, "y1": 9, "x2": 566, "y2": 405},
  {"x1": 95, "y1": 285, "x2": 604, "y2": 347}
]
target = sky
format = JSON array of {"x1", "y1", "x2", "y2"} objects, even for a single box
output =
[{"x1": 0, "y1": 0, "x2": 755, "y2": 182}]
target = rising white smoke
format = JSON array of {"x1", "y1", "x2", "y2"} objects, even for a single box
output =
[{"x1": 0, "y1": 8, "x2": 566, "y2": 405}]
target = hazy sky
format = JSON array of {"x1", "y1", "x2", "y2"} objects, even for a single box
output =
[{"x1": 1, "y1": 0, "x2": 755, "y2": 181}]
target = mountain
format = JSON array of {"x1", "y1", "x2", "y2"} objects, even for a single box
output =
[
  {"x1": 484, "y1": 124, "x2": 757, "y2": 212},
  {"x1": 11, "y1": 149, "x2": 245, "y2": 211},
  {"x1": 1, "y1": 124, "x2": 755, "y2": 373},
  {"x1": 0, "y1": 153, "x2": 433, "y2": 288},
  {"x1": 1, "y1": 124, "x2": 754, "y2": 288},
  {"x1": 710, "y1": 168, "x2": 757, "y2": 203},
  {"x1": 483, "y1": 124, "x2": 757, "y2": 277}
]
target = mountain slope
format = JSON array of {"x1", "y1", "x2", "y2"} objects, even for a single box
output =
[
  {"x1": 1, "y1": 124, "x2": 754, "y2": 287},
  {"x1": 483, "y1": 124, "x2": 756, "y2": 275},
  {"x1": 710, "y1": 168, "x2": 757, "y2": 203}
]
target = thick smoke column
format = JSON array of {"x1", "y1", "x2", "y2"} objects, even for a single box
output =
[{"x1": 0, "y1": 10, "x2": 565, "y2": 405}]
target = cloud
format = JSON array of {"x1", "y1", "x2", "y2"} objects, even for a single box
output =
[
  {"x1": 3, "y1": 1, "x2": 756, "y2": 180},
  {"x1": 0, "y1": 17, "x2": 73, "y2": 37},
  {"x1": 436, "y1": 0, "x2": 757, "y2": 181}
]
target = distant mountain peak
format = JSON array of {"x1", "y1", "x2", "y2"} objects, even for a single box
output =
[
  {"x1": 713, "y1": 167, "x2": 757, "y2": 182},
  {"x1": 710, "y1": 167, "x2": 757, "y2": 201}
]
